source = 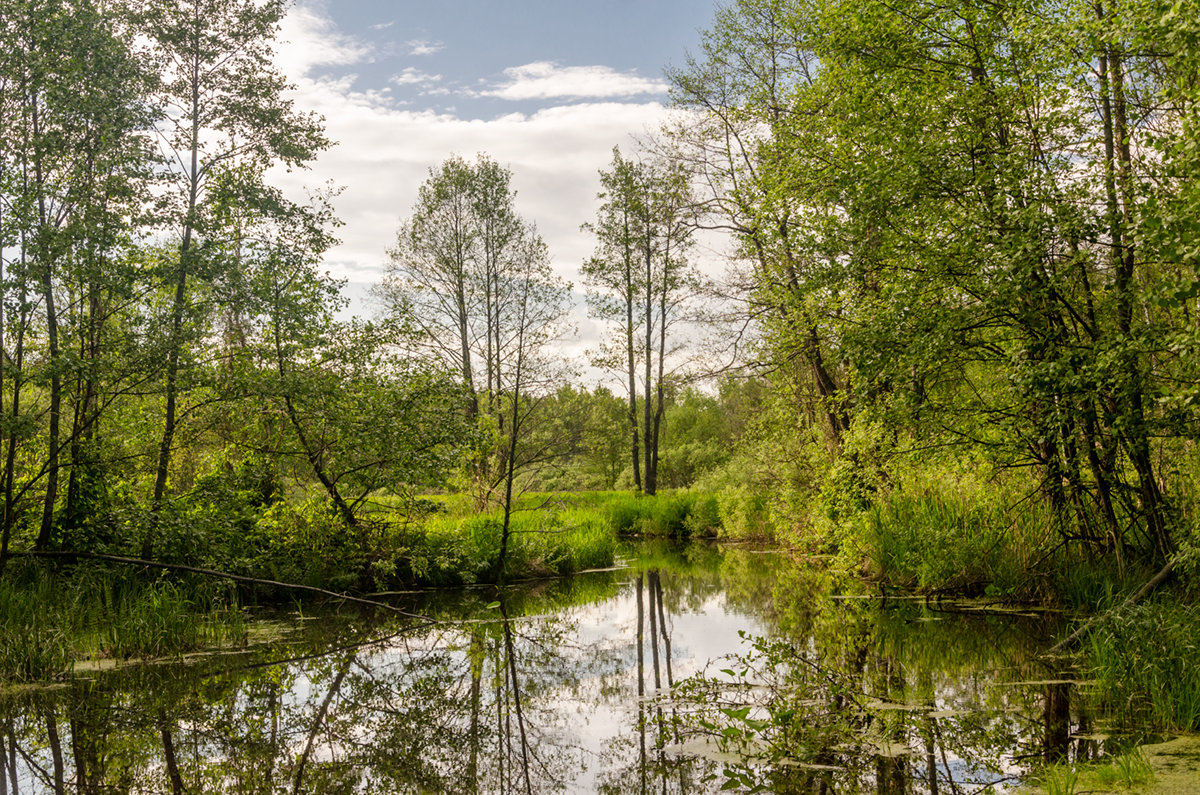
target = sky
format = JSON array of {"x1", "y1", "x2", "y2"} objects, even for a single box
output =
[{"x1": 268, "y1": 0, "x2": 725, "y2": 355}]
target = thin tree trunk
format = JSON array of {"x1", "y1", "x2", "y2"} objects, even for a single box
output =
[
  {"x1": 160, "y1": 715, "x2": 186, "y2": 795},
  {"x1": 626, "y1": 214, "x2": 641, "y2": 493},
  {"x1": 501, "y1": 602, "x2": 533, "y2": 795},
  {"x1": 32, "y1": 99, "x2": 60, "y2": 553},
  {"x1": 44, "y1": 709, "x2": 63, "y2": 795},
  {"x1": 149, "y1": 34, "x2": 203, "y2": 559},
  {"x1": 643, "y1": 229, "x2": 655, "y2": 495}
]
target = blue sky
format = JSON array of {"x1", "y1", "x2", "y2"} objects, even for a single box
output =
[
  {"x1": 310, "y1": 1, "x2": 717, "y2": 118},
  {"x1": 271, "y1": 0, "x2": 723, "y2": 349}
]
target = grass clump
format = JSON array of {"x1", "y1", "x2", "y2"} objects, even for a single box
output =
[
  {"x1": 407, "y1": 504, "x2": 618, "y2": 586},
  {"x1": 1087, "y1": 600, "x2": 1200, "y2": 732},
  {"x1": 604, "y1": 490, "x2": 723, "y2": 538},
  {"x1": 830, "y1": 469, "x2": 1053, "y2": 597},
  {"x1": 1024, "y1": 748, "x2": 1154, "y2": 794}
]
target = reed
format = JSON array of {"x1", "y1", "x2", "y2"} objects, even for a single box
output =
[
  {"x1": 1087, "y1": 600, "x2": 1200, "y2": 731},
  {"x1": 0, "y1": 561, "x2": 245, "y2": 682}
]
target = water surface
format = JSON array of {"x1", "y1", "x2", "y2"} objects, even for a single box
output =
[{"x1": 0, "y1": 542, "x2": 1130, "y2": 793}]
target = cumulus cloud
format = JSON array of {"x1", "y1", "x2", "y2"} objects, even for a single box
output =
[
  {"x1": 267, "y1": 4, "x2": 713, "y2": 370},
  {"x1": 483, "y1": 61, "x2": 669, "y2": 101},
  {"x1": 276, "y1": 4, "x2": 371, "y2": 79}
]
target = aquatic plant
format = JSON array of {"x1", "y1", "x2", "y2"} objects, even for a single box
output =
[
  {"x1": 0, "y1": 561, "x2": 245, "y2": 682},
  {"x1": 1087, "y1": 600, "x2": 1200, "y2": 731}
]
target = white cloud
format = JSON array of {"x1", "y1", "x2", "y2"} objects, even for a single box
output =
[
  {"x1": 276, "y1": 3, "x2": 371, "y2": 79},
  {"x1": 390, "y1": 67, "x2": 442, "y2": 87},
  {"x1": 407, "y1": 39, "x2": 444, "y2": 56},
  {"x1": 268, "y1": 5, "x2": 719, "y2": 373},
  {"x1": 483, "y1": 61, "x2": 669, "y2": 101},
  {"x1": 370, "y1": 20, "x2": 395, "y2": 31}
]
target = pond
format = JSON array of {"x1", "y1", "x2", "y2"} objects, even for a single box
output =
[{"x1": 0, "y1": 542, "x2": 1151, "y2": 793}]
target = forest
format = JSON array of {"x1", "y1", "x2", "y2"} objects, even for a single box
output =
[{"x1": 2, "y1": 0, "x2": 1200, "y2": 790}]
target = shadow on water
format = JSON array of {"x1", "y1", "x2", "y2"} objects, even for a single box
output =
[{"x1": 0, "y1": 541, "x2": 1161, "y2": 793}]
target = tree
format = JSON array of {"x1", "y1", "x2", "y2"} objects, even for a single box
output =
[
  {"x1": 0, "y1": 0, "x2": 153, "y2": 565},
  {"x1": 489, "y1": 230, "x2": 571, "y2": 578},
  {"x1": 582, "y1": 147, "x2": 699, "y2": 495},
  {"x1": 378, "y1": 154, "x2": 572, "y2": 513},
  {"x1": 137, "y1": 0, "x2": 327, "y2": 556},
  {"x1": 667, "y1": 0, "x2": 1200, "y2": 564},
  {"x1": 205, "y1": 175, "x2": 469, "y2": 533}
]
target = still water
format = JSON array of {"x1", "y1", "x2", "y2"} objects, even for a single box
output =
[{"x1": 1, "y1": 542, "x2": 1117, "y2": 793}]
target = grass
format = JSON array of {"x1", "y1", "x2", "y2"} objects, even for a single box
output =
[
  {"x1": 834, "y1": 476, "x2": 1054, "y2": 597},
  {"x1": 1086, "y1": 600, "x2": 1200, "y2": 732},
  {"x1": 601, "y1": 491, "x2": 722, "y2": 538},
  {"x1": 401, "y1": 505, "x2": 618, "y2": 586},
  {"x1": 372, "y1": 489, "x2": 729, "y2": 586},
  {"x1": 0, "y1": 561, "x2": 246, "y2": 682},
  {"x1": 1025, "y1": 749, "x2": 1155, "y2": 793}
]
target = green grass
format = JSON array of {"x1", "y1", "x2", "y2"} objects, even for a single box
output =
[
  {"x1": 0, "y1": 561, "x2": 246, "y2": 682},
  {"x1": 1087, "y1": 600, "x2": 1200, "y2": 732},
  {"x1": 401, "y1": 504, "x2": 618, "y2": 586},
  {"x1": 375, "y1": 489, "x2": 728, "y2": 586},
  {"x1": 836, "y1": 479, "x2": 1053, "y2": 597},
  {"x1": 1024, "y1": 749, "x2": 1154, "y2": 793},
  {"x1": 600, "y1": 491, "x2": 722, "y2": 538}
]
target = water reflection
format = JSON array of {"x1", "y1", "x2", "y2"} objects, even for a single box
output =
[{"x1": 0, "y1": 544, "x2": 1114, "y2": 793}]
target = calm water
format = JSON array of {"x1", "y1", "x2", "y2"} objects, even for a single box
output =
[{"x1": 0, "y1": 542, "x2": 1120, "y2": 793}]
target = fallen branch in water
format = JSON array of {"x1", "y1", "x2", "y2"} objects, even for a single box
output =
[
  {"x1": 1045, "y1": 557, "x2": 1177, "y2": 656},
  {"x1": 9, "y1": 550, "x2": 436, "y2": 623}
]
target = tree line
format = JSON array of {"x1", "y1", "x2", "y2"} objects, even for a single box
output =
[
  {"x1": 663, "y1": 0, "x2": 1200, "y2": 566},
  {"x1": 0, "y1": 0, "x2": 478, "y2": 574},
  {"x1": 0, "y1": 0, "x2": 733, "y2": 577}
]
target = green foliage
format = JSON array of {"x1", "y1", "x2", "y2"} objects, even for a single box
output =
[
  {"x1": 715, "y1": 487, "x2": 771, "y2": 540},
  {"x1": 1087, "y1": 600, "x2": 1200, "y2": 731},
  {"x1": 410, "y1": 505, "x2": 617, "y2": 585},
  {"x1": 604, "y1": 491, "x2": 722, "y2": 538}
]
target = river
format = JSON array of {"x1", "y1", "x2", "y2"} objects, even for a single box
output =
[{"x1": 0, "y1": 541, "x2": 1149, "y2": 793}]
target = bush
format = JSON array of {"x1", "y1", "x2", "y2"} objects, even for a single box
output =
[
  {"x1": 716, "y1": 487, "x2": 771, "y2": 540},
  {"x1": 684, "y1": 493, "x2": 721, "y2": 537}
]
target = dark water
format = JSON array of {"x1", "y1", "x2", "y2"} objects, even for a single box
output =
[{"x1": 0, "y1": 542, "x2": 1117, "y2": 793}]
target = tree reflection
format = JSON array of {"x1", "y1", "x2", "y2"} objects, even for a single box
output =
[
  {"x1": 0, "y1": 546, "x2": 1106, "y2": 794},
  {"x1": 665, "y1": 560, "x2": 1100, "y2": 794}
]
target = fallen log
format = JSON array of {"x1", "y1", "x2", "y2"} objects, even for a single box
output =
[
  {"x1": 8, "y1": 550, "x2": 435, "y2": 623},
  {"x1": 1045, "y1": 557, "x2": 1177, "y2": 656}
]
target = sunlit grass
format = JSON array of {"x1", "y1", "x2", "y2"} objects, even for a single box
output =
[{"x1": 1024, "y1": 748, "x2": 1154, "y2": 794}]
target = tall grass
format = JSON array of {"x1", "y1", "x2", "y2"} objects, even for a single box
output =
[
  {"x1": 404, "y1": 505, "x2": 618, "y2": 586},
  {"x1": 602, "y1": 491, "x2": 722, "y2": 538},
  {"x1": 1026, "y1": 748, "x2": 1154, "y2": 794},
  {"x1": 382, "y1": 490, "x2": 729, "y2": 586},
  {"x1": 1087, "y1": 601, "x2": 1200, "y2": 731},
  {"x1": 839, "y1": 479, "x2": 1053, "y2": 596},
  {"x1": 0, "y1": 561, "x2": 245, "y2": 682}
]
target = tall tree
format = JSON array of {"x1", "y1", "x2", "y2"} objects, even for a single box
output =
[
  {"x1": 378, "y1": 154, "x2": 571, "y2": 510},
  {"x1": 138, "y1": 0, "x2": 326, "y2": 556},
  {"x1": 582, "y1": 147, "x2": 698, "y2": 494},
  {"x1": 0, "y1": 0, "x2": 152, "y2": 561},
  {"x1": 668, "y1": 0, "x2": 1200, "y2": 563}
]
